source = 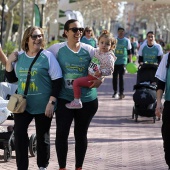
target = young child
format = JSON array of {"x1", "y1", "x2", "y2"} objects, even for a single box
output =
[{"x1": 65, "y1": 30, "x2": 117, "y2": 109}]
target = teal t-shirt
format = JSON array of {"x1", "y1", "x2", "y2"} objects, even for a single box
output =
[
  {"x1": 81, "y1": 36, "x2": 97, "y2": 48},
  {"x1": 115, "y1": 37, "x2": 130, "y2": 65},
  {"x1": 141, "y1": 45, "x2": 159, "y2": 63},
  {"x1": 15, "y1": 50, "x2": 62, "y2": 114},
  {"x1": 165, "y1": 67, "x2": 170, "y2": 101},
  {"x1": 47, "y1": 42, "x2": 97, "y2": 102},
  {"x1": 132, "y1": 42, "x2": 138, "y2": 50}
]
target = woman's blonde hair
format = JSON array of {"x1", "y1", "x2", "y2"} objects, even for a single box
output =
[
  {"x1": 98, "y1": 30, "x2": 117, "y2": 50},
  {"x1": 21, "y1": 26, "x2": 45, "y2": 52}
]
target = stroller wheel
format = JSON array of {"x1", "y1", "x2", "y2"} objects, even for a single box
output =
[
  {"x1": 29, "y1": 134, "x2": 37, "y2": 157},
  {"x1": 4, "y1": 147, "x2": 12, "y2": 162}
]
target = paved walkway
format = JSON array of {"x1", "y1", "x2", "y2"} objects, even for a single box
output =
[{"x1": 0, "y1": 73, "x2": 168, "y2": 170}]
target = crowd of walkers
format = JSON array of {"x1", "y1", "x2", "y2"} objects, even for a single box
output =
[{"x1": 0, "y1": 19, "x2": 170, "y2": 170}]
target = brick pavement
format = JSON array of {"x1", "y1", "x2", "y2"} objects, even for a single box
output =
[{"x1": 0, "y1": 73, "x2": 168, "y2": 170}]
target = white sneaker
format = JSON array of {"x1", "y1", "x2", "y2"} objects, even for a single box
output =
[
  {"x1": 65, "y1": 100, "x2": 82, "y2": 109},
  {"x1": 39, "y1": 167, "x2": 47, "y2": 170},
  {"x1": 112, "y1": 92, "x2": 119, "y2": 99}
]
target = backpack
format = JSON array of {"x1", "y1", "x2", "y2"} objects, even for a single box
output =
[{"x1": 133, "y1": 87, "x2": 156, "y2": 105}]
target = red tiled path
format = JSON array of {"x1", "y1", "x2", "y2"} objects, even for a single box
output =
[{"x1": 0, "y1": 73, "x2": 167, "y2": 170}]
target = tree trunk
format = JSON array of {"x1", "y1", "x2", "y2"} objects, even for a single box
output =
[
  {"x1": 17, "y1": 0, "x2": 25, "y2": 50},
  {"x1": 2, "y1": 0, "x2": 21, "y2": 48},
  {"x1": 31, "y1": 0, "x2": 36, "y2": 26},
  {"x1": 4, "y1": 10, "x2": 13, "y2": 44}
]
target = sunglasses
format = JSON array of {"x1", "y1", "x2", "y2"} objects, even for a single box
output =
[
  {"x1": 68, "y1": 27, "x2": 84, "y2": 33},
  {"x1": 30, "y1": 34, "x2": 43, "y2": 40},
  {"x1": 86, "y1": 30, "x2": 92, "y2": 33}
]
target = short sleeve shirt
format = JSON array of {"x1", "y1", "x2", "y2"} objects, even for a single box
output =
[
  {"x1": 138, "y1": 43, "x2": 163, "y2": 63},
  {"x1": 14, "y1": 50, "x2": 62, "y2": 114},
  {"x1": 47, "y1": 42, "x2": 97, "y2": 102},
  {"x1": 115, "y1": 37, "x2": 132, "y2": 65}
]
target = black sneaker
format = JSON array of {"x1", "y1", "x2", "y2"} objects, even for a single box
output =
[
  {"x1": 119, "y1": 94, "x2": 125, "y2": 99},
  {"x1": 112, "y1": 92, "x2": 119, "y2": 98}
]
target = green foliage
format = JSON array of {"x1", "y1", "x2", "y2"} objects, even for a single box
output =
[
  {"x1": 165, "y1": 43, "x2": 170, "y2": 50},
  {"x1": 3, "y1": 41, "x2": 18, "y2": 56},
  {"x1": 46, "y1": 40, "x2": 60, "y2": 49}
]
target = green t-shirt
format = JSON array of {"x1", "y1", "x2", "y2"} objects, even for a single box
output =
[
  {"x1": 81, "y1": 36, "x2": 97, "y2": 48},
  {"x1": 47, "y1": 42, "x2": 97, "y2": 102},
  {"x1": 165, "y1": 67, "x2": 170, "y2": 101},
  {"x1": 115, "y1": 37, "x2": 131, "y2": 65},
  {"x1": 132, "y1": 42, "x2": 138, "y2": 50},
  {"x1": 141, "y1": 45, "x2": 159, "y2": 63},
  {"x1": 14, "y1": 50, "x2": 62, "y2": 114},
  {"x1": 138, "y1": 42, "x2": 163, "y2": 64}
]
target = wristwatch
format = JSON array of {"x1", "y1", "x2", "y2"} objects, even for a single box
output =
[{"x1": 49, "y1": 101, "x2": 55, "y2": 105}]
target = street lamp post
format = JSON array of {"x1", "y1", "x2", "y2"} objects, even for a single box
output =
[
  {"x1": 0, "y1": 0, "x2": 5, "y2": 45},
  {"x1": 39, "y1": 0, "x2": 47, "y2": 28}
]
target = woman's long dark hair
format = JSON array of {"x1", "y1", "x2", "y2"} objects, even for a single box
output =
[{"x1": 62, "y1": 19, "x2": 78, "y2": 38}]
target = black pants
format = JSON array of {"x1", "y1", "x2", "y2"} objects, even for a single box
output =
[
  {"x1": 55, "y1": 98, "x2": 98, "y2": 169},
  {"x1": 14, "y1": 111, "x2": 52, "y2": 170},
  {"x1": 112, "y1": 64, "x2": 125, "y2": 94},
  {"x1": 162, "y1": 101, "x2": 170, "y2": 168}
]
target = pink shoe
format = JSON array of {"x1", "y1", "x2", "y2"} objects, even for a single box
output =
[{"x1": 65, "y1": 100, "x2": 82, "y2": 109}]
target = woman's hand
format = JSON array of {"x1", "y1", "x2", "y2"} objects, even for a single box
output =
[
  {"x1": 6, "y1": 52, "x2": 18, "y2": 72},
  {"x1": 89, "y1": 79, "x2": 103, "y2": 88},
  {"x1": 45, "y1": 103, "x2": 54, "y2": 118},
  {"x1": 155, "y1": 101, "x2": 163, "y2": 118},
  {"x1": 8, "y1": 51, "x2": 18, "y2": 63}
]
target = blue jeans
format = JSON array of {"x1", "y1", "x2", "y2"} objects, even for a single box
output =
[{"x1": 14, "y1": 111, "x2": 52, "y2": 170}]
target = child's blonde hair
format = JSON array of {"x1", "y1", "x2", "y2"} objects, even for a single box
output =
[{"x1": 98, "y1": 30, "x2": 117, "y2": 50}]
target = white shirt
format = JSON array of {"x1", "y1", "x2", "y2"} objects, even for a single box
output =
[{"x1": 155, "y1": 53, "x2": 169, "y2": 82}]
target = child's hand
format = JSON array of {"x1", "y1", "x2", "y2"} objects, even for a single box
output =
[
  {"x1": 89, "y1": 79, "x2": 102, "y2": 88},
  {"x1": 94, "y1": 70, "x2": 102, "y2": 77}
]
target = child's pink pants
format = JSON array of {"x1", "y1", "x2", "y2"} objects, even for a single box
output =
[{"x1": 73, "y1": 74, "x2": 97, "y2": 99}]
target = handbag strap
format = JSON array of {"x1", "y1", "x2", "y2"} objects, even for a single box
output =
[{"x1": 24, "y1": 49, "x2": 43, "y2": 96}]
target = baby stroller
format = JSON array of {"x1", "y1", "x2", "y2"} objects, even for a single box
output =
[
  {"x1": 132, "y1": 64, "x2": 158, "y2": 123},
  {"x1": 0, "y1": 82, "x2": 37, "y2": 162},
  {"x1": 0, "y1": 99, "x2": 15, "y2": 162}
]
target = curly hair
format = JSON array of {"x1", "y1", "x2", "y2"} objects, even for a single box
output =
[{"x1": 98, "y1": 30, "x2": 117, "y2": 50}]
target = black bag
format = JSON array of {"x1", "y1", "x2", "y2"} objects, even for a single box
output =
[{"x1": 133, "y1": 87, "x2": 156, "y2": 105}]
